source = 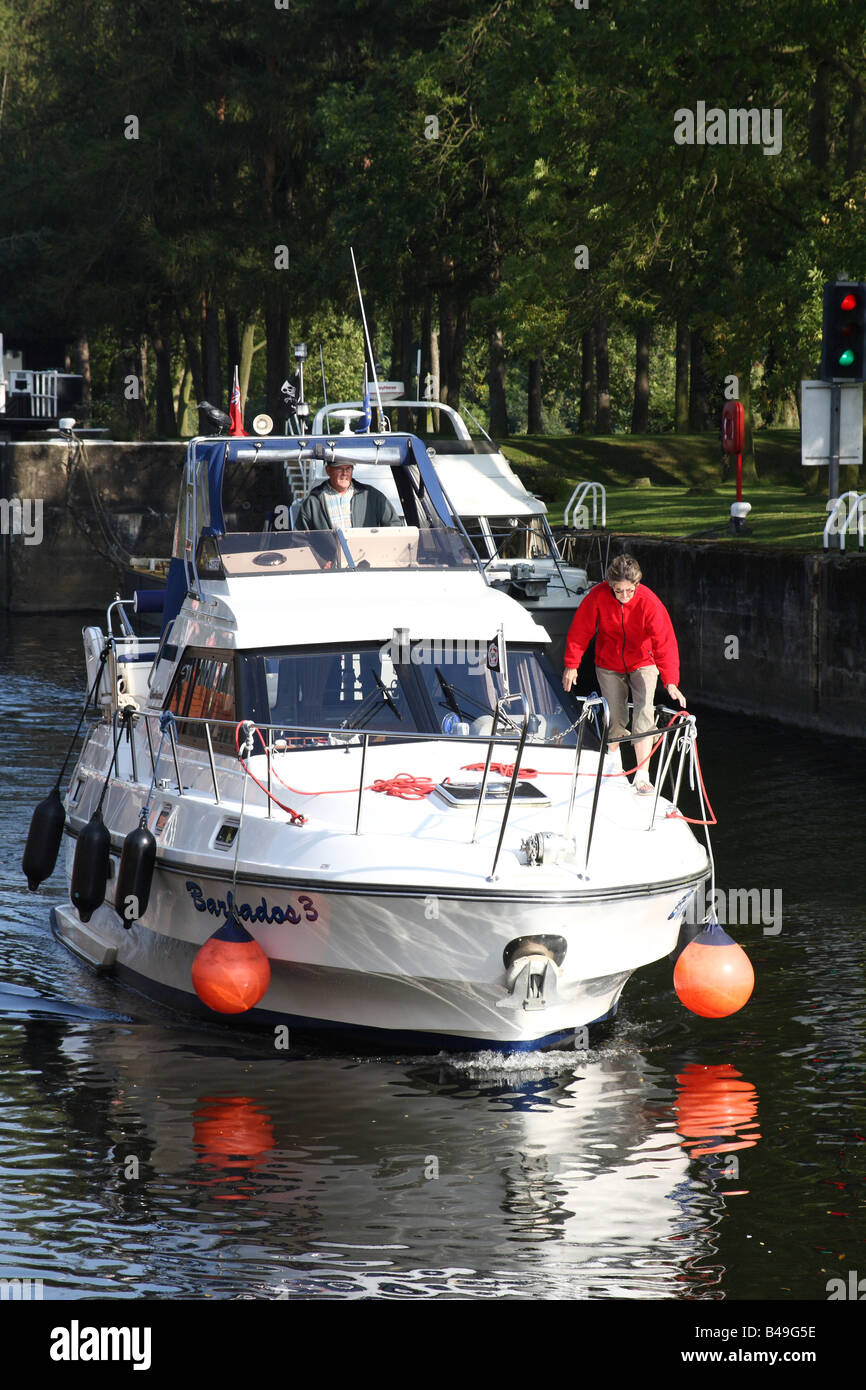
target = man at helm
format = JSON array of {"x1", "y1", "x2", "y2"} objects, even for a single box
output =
[{"x1": 297, "y1": 458, "x2": 400, "y2": 530}]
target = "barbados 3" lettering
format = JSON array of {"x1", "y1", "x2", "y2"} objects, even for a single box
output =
[{"x1": 184, "y1": 881, "x2": 318, "y2": 925}]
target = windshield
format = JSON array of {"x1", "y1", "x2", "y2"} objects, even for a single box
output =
[
  {"x1": 238, "y1": 642, "x2": 586, "y2": 746},
  {"x1": 410, "y1": 644, "x2": 580, "y2": 741},
  {"x1": 198, "y1": 526, "x2": 475, "y2": 576}
]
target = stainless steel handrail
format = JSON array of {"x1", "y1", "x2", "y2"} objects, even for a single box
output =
[{"x1": 82, "y1": 700, "x2": 695, "y2": 873}]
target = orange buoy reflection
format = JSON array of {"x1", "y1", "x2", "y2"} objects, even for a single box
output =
[
  {"x1": 193, "y1": 1095, "x2": 276, "y2": 1173},
  {"x1": 674, "y1": 1063, "x2": 761, "y2": 1159}
]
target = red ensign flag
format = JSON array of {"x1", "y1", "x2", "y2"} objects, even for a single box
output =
[{"x1": 229, "y1": 365, "x2": 247, "y2": 436}]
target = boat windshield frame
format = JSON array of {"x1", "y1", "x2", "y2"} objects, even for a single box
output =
[
  {"x1": 195, "y1": 525, "x2": 476, "y2": 578},
  {"x1": 176, "y1": 432, "x2": 479, "y2": 597}
]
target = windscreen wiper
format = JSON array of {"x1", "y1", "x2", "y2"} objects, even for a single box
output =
[
  {"x1": 340, "y1": 674, "x2": 404, "y2": 730},
  {"x1": 434, "y1": 669, "x2": 522, "y2": 732},
  {"x1": 434, "y1": 668, "x2": 464, "y2": 718}
]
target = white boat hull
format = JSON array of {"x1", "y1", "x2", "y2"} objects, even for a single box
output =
[{"x1": 54, "y1": 832, "x2": 703, "y2": 1047}]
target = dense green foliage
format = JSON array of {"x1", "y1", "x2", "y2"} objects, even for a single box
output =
[{"x1": 1, "y1": 0, "x2": 865, "y2": 438}]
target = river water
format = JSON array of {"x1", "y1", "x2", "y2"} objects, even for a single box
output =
[{"x1": 1, "y1": 613, "x2": 864, "y2": 1306}]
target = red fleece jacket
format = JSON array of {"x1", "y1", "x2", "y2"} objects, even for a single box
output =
[{"x1": 563, "y1": 583, "x2": 680, "y2": 686}]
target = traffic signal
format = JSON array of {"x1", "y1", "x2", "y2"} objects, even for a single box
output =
[{"x1": 820, "y1": 280, "x2": 866, "y2": 382}]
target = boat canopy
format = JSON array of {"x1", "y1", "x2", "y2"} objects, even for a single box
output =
[
  {"x1": 162, "y1": 432, "x2": 476, "y2": 634},
  {"x1": 172, "y1": 432, "x2": 460, "y2": 556}
]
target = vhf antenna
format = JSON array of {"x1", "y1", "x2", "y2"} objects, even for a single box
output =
[
  {"x1": 349, "y1": 246, "x2": 385, "y2": 422},
  {"x1": 319, "y1": 344, "x2": 329, "y2": 415}
]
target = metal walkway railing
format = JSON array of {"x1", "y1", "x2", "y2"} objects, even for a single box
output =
[{"x1": 824, "y1": 491, "x2": 866, "y2": 550}]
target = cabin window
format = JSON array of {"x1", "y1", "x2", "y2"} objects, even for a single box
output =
[
  {"x1": 411, "y1": 644, "x2": 583, "y2": 744},
  {"x1": 165, "y1": 651, "x2": 237, "y2": 752},
  {"x1": 238, "y1": 644, "x2": 424, "y2": 741},
  {"x1": 484, "y1": 517, "x2": 551, "y2": 561}
]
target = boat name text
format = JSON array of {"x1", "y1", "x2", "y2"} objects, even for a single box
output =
[{"x1": 185, "y1": 881, "x2": 319, "y2": 924}]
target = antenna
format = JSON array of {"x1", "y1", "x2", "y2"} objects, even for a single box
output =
[
  {"x1": 349, "y1": 246, "x2": 384, "y2": 421},
  {"x1": 319, "y1": 344, "x2": 328, "y2": 415}
]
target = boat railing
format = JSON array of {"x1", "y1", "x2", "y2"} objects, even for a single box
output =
[{"x1": 93, "y1": 694, "x2": 699, "y2": 878}]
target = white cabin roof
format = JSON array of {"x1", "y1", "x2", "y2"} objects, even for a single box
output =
[{"x1": 177, "y1": 568, "x2": 551, "y2": 651}]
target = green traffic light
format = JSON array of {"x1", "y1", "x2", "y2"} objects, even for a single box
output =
[{"x1": 839, "y1": 349, "x2": 855, "y2": 366}]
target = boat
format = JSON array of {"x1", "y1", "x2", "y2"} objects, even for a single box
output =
[
  {"x1": 310, "y1": 395, "x2": 607, "y2": 663},
  {"x1": 32, "y1": 427, "x2": 712, "y2": 1050}
]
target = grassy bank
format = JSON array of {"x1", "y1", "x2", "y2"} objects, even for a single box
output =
[{"x1": 500, "y1": 430, "x2": 864, "y2": 550}]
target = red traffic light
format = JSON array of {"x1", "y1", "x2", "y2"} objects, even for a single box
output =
[{"x1": 821, "y1": 280, "x2": 866, "y2": 382}]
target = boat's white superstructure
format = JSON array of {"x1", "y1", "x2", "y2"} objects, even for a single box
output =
[
  {"x1": 50, "y1": 430, "x2": 709, "y2": 1049},
  {"x1": 310, "y1": 398, "x2": 603, "y2": 655}
]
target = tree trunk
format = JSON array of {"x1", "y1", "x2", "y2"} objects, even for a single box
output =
[
  {"x1": 398, "y1": 301, "x2": 414, "y2": 395},
  {"x1": 239, "y1": 319, "x2": 258, "y2": 406},
  {"x1": 429, "y1": 322, "x2": 440, "y2": 402},
  {"x1": 630, "y1": 320, "x2": 651, "y2": 434},
  {"x1": 74, "y1": 329, "x2": 91, "y2": 413},
  {"x1": 689, "y1": 329, "x2": 713, "y2": 431},
  {"x1": 176, "y1": 304, "x2": 203, "y2": 405},
  {"x1": 808, "y1": 57, "x2": 832, "y2": 170},
  {"x1": 150, "y1": 327, "x2": 176, "y2": 437},
  {"x1": 675, "y1": 319, "x2": 690, "y2": 432},
  {"x1": 177, "y1": 367, "x2": 194, "y2": 437},
  {"x1": 202, "y1": 293, "x2": 222, "y2": 405},
  {"x1": 489, "y1": 328, "x2": 508, "y2": 436},
  {"x1": 579, "y1": 328, "x2": 593, "y2": 433},
  {"x1": 527, "y1": 354, "x2": 543, "y2": 434},
  {"x1": 139, "y1": 336, "x2": 149, "y2": 409},
  {"x1": 594, "y1": 318, "x2": 610, "y2": 434},
  {"x1": 115, "y1": 345, "x2": 148, "y2": 439},
  {"x1": 440, "y1": 298, "x2": 467, "y2": 412},
  {"x1": 225, "y1": 306, "x2": 241, "y2": 386},
  {"x1": 846, "y1": 80, "x2": 866, "y2": 179},
  {"x1": 265, "y1": 295, "x2": 290, "y2": 422},
  {"x1": 439, "y1": 294, "x2": 456, "y2": 406},
  {"x1": 739, "y1": 369, "x2": 757, "y2": 482}
]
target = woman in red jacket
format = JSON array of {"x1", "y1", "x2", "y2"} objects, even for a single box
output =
[{"x1": 561, "y1": 553, "x2": 685, "y2": 793}]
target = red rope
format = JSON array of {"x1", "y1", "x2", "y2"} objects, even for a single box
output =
[
  {"x1": 235, "y1": 724, "x2": 307, "y2": 824},
  {"x1": 368, "y1": 774, "x2": 438, "y2": 799},
  {"x1": 236, "y1": 725, "x2": 438, "y2": 804},
  {"x1": 662, "y1": 734, "x2": 718, "y2": 825},
  {"x1": 460, "y1": 762, "x2": 538, "y2": 780}
]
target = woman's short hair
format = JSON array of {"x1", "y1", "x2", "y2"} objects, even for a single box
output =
[{"x1": 606, "y1": 553, "x2": 642, "y2": 585}]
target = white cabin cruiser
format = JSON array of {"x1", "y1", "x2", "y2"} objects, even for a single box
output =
[
  {"x1": 40, "y1": 430, "x2": 710, "y2": 1050},
  {"x1": 310, "y1": 398, "x2": 603, "y2": 657}
]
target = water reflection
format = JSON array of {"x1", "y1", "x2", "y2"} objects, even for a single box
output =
[{"x1": 0, "y1": 1016, "x2": 742, "y2": 1298}]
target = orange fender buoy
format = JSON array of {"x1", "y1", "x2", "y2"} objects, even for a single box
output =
[
  {"x1": 674, "y1": 918, "x2": 754, "y2": 1017},
  {"x1": 191, "y1": 910, "x2": 271, "y2": 1014}
]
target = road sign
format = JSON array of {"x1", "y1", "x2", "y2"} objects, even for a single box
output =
[{"x1": 801, "y1": 380, "x2": 863, "y2": 466}]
